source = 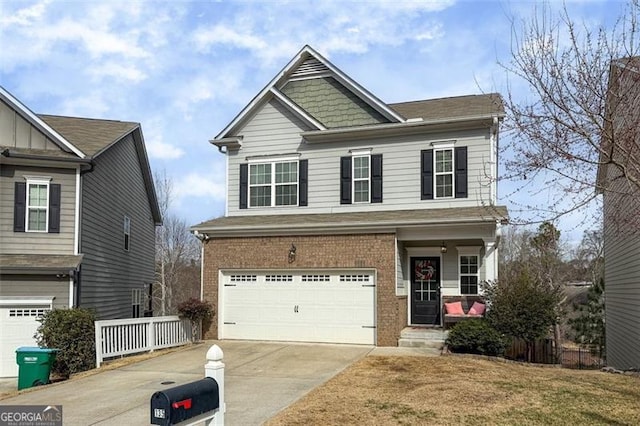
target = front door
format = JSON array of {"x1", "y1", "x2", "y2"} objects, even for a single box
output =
[{"x1": 410, "y1": 257, "x2": 441, "y2": 325}]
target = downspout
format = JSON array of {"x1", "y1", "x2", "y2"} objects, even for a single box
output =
[
  {"x1": 200, "y1": 243, "x2": 205, "y2": 301},
  {"x1": 489, "y1": 116, "x2": 499, "y2": 205},
  {"x1": 76, "y1": 160, "x2": 96, "y2": 309}
]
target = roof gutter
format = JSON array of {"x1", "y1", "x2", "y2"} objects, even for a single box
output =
[
  {"x1": 301, "y1": 113, "x2": 506, "y2": 143},
  {"x1": 210, "y1": 136, "x2": 242, "y2": 154},
  {"x1": 1, "y1": 148, "x2": 92, "y2": 165},
  {"x1": 192, "y1": 217, "x2": 506, "y2": 236}
]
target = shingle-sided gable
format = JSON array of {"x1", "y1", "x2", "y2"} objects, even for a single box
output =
[
  {"x1": 215, "y1": 45, "x2": 404, "y2": 140},
  {"x1": 281, "y1": 77, "x2": 390, "y2": 128}
]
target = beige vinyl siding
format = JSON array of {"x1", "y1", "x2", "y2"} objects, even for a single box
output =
[
  {"x1": 604, "y1": 171, "x2": 640, "y2": 370},
  {"x1": 0, "y1": 274, "x2": 69, "y2": 308},
  {"x1": 227, "y1": 98, "x2": 493, "y2": 216},
  {"x1": 0, "y1": 100, "x2": 61, "y2": 151},
  {"x1": 79, "y1": 133, "x2": 156, "y2": 320},
  {"x1": 0, "y1": 165, "x2": 77, "y2": 254}
]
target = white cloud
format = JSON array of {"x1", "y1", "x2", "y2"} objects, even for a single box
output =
[
  {"x1": 147, "y1": 140, "x2": 185, "y2": 160},
  {"x1": 1, "y1": 0, "x2": 50, "y2": 26},
  {"x1": 58, "y1": 91, "x2": 111, "y2": 118},
  {"x1": 174, "y1": 172, "x2": 226, "y2": 202},
  {"x1": 143, "y1": 120, "x2": 185, "y2": 160},
  {"x1": 193, "y1": 24, "x2": 268, "y2": 52},
  {"x1": 88, "y1": 63, "x2": 147, "y2": 82}
]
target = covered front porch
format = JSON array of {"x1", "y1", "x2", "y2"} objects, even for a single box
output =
[{"x1": 395, "y1": 220, "x2": 500, "y2": 331}]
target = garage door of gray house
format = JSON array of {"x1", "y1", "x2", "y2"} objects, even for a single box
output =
[
  {"x1": 219, "y1": 270, "x2": 376, "y2": 345},
  {"x1": 410, "y1": 257, "x2": 441, "y2": 325}
]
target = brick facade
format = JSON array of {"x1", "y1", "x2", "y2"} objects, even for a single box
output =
[{"x1": 202, "y1": 233, "x2": 404, "y2": 346}]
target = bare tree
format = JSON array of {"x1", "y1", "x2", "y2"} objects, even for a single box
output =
[
  {"x1": 501, "y1": 0, "x2": 640, "y2": 226},
  {"x1": 154, "y1": 170, "x2": 201, "y2": 315},
  {"x1": 570, "y1": 228, "x2": 605, "y2": 284}
]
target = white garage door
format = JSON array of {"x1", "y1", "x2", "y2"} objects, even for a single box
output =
[
  {"x1": 220, "y1": 271, "x2": 376, "y2": 345},
  {"x1": 0, "y1": 305, "x2": 50, "y2": 377}
]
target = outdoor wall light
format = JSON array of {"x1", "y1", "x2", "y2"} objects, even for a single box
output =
[
  {"x1": 288, "y1": 243, "x2": 297, "y2": 263},
  {"x1": 440, "y1": 241, "x2": 448, "y2": 254}
]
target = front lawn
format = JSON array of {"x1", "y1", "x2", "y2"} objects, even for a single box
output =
[{"x1": 266, "y1": 355, "x2": 640, "y2": 425}]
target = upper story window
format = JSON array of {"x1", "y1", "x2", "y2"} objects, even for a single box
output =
[
  {"x1": 434, "y1": 149, "x2": 453, "y2": 198},
  {"x1": 26, "y1": 179, "x2": 50, "y2": 232},
  {"x1": 13, "y1": 177, "x2": 61, "y2": 234},
  {"x1": 340, "y1": 151, "x2": 382, "y2": 204},
  {"x1": 421, "y1": 144, "x2": 467, "y2": 200},
  {"x1": 124, "y1": 215, "x2": 131, "y2": 251},
  {"x1": 249, "y1": 160, "x2": 298, "y2": 207},
  {"x1": 353, "y1": 155, "x2": 370, "y2": 203},
  {"x1": 239, "y1": 157, "x2": 308, "y2": 209}
]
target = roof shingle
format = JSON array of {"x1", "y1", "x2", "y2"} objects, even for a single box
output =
[
  {"x1": 390, "y1": 93, "x2": 504, "y2": 121},
  {"x1": 38, "y1": 115, "x2": 139, "y2": 157}
]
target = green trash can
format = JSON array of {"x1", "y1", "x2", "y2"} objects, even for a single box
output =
[{"x1": 16, "y1": 347, "x2": 59, "y2": 390}]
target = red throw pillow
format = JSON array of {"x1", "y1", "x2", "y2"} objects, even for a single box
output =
[
  {"x1": 468, "y1": 302, "x2": 486, "y2": 316},
  {"x1": 445, "y1": 301, "x2": 464, "y2": 315}
]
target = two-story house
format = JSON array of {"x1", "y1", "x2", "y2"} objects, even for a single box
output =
[
  {"x1": 0, "y1": 86, "x2": 161, "y2": 376},
  {"x1": 192, "y1": 46, "x2": 508, "y2": 346},
  {"x1": 597, "y1": 57, "x2": 640, "y2": 370}
]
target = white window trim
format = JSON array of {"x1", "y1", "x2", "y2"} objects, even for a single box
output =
[
  {"x1": 25, "y1": 177, "x2": 51, "y2": 232},
  {"x1": 434, "y1": 147, "x2": 454, "y2": 199},
  {"x1": 352, "y1": 153, "x2": 371, "y2": 203},
  {"x1": 457, "y1": 246, "x2": 481, "y2": 295},
  {"x1": 248, "y1": 159, "x2": 300, "y2": 207},
  {"x1": 124, "y1": 215, "x2": 131, "y2": 251},
  {"x1": 430, "y1": 141, "x2": 456, "y2": 149}
]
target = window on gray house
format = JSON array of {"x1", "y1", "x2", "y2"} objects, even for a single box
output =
[{"x1": 124, "y1": 215, "x2": 131, "y2": 251}]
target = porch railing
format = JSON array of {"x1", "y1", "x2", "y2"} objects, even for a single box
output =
[{"x1": 95, "y1": 316, "x2": 192, "y2": 368}]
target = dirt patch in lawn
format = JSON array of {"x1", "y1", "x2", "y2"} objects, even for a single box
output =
[{"x1": 266, "y1": 355, "x2": 640, "y2": 425}]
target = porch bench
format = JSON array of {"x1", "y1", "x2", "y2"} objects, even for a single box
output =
[{"x1": 443, "y1": 295, "x2": 486, "y2": 329}]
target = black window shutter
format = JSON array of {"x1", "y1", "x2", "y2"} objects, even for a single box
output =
[
  {"x1": 371, "y1": 154, "x2": 383, "y2": 203},
  {"x1": 298, "y1": 159, "x2": 308, "y2": 206},
  {"x1": 48, "y1": 183, "x2": 61, "y2": 233},
  {"x1": 14, "y1": 182, "x2": 26, "y2": 232},
  {"x1": 421, "y1": 149, "x2": 434, "y2": 200},
  {"x1": 340, "y1": 156, "x2": 352, "y2": 204},
  {"x1": 455, "y1": 146, "x2": 468, "y2": 198},
  {"x1": 239, "y1": 163, "x2": 248, "y2": 209}
]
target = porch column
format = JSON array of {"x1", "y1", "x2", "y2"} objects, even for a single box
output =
[{"x1": 483, "y1": 238, "x2": 497, "y2": 282}]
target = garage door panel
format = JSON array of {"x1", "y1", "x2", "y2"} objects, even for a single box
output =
[
  {"x1": 0, "y1": 306, "x2": 49, "y2": 378},
  {"x1": 221, "y1": 271, "x2": 375, "y2": 345}
]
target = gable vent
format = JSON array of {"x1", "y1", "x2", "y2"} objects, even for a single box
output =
[{"x1": 290, "y1": 58, "x2": 329, "y2": 78}]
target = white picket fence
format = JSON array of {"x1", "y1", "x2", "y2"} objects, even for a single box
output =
[{"x1": 95, "y1": 316, "x2": 193, "y2": 368}]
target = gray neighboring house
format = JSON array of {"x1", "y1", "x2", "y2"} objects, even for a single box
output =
[
  {"x1": 597, "y1": 57, "x2": 640, "y2": 370},
  {"x1": 0, "y1": 86, "x2": 161, "y2": 377}
]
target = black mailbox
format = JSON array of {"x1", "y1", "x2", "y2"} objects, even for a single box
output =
[{"x1": 150, "y1": 377, "x2": 219, "y2": 425}]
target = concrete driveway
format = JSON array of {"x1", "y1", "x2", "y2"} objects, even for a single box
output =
[{"x1": 0, "y1": 341, "x2": 372, "y2": 425}]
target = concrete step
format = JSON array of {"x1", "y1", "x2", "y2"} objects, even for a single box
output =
[
  {"x1": 398, "y1": 338, "x2": 444, "y2": 350},
  {"x1": 400, "y1": 327, "x2": 448, "y2": 341}
]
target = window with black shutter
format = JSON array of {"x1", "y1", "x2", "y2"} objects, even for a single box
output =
[{"x1": 14, "y1": 178, "x2": 61, "y2": 233}]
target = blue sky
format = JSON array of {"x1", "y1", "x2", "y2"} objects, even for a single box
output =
[{"x1": 0, "y1": 0, "x2": 627, "y2": 244}]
